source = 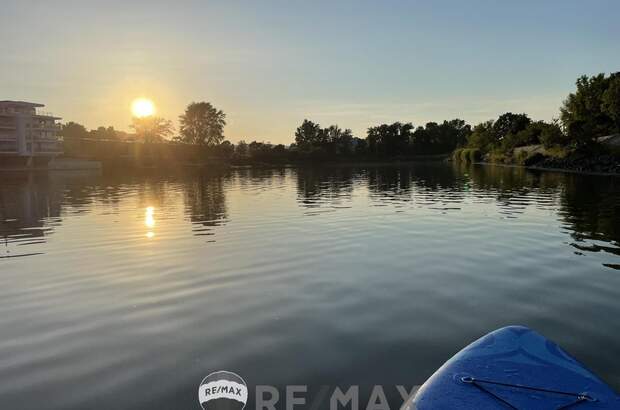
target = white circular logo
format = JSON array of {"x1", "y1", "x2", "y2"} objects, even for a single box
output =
[{"x1": 198, "y1": 370, "x2": 248, "y2": 410}]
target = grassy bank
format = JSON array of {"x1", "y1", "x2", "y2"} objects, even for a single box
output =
[{"x1": 453, "y1": 143, "x2": 620, "y2": 175}]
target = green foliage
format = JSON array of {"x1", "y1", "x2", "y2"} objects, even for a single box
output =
[
  {"x1": 514, "y1": 150, "x2": 529, "y2": 165},
  {"x1": 560, "y1": 72, "x2": 620, "y2": 145},
  {"x1": 602, "y1": 76, "x2": 620, "y2": 130},
  {"x1": 179, "y1": 102, "x2": 226, "y2": 146},
  {"x1": 539, "y1": 121, "x2": 567, "y2": 148},
  {"x1": 500, "y1": 120, "x2": 565, "y2": 151},
  {"x1": 466, "y1": 110, "x2": 571, "y2": 162},
  {"x1": 486, "y1": 150, "x2": 508, "y2": 164},
  {"x1": 467, "y1": 120, "x2": 495, "y2": 151},
  {"x1": 493, "y1": 113, "x2": 531, "y2": 142},
  {"x1": 452, "y1": 148, "x2": 480, "y2": 163}
]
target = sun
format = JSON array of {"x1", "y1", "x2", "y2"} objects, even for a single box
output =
[{"x1": 131, "y1": 98, "x2": 155, "y2": 118}]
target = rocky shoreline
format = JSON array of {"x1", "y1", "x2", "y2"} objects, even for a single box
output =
[{"x1": 530, "y1": 153, "x2": 620, "y2": 175}]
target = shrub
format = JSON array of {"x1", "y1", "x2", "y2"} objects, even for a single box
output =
[
  {"x1": 514, "y1": 150, "x2": 529, "y2": 165},
  {"x1": 487, "y1": 150, "x2": 507, "y2": 163},
  {"x1": 539, "y1": 123, "x2": 568, "y2": 148},
  {"x1": 453, "y1": 148, "x2": 481, "y2": 163}
]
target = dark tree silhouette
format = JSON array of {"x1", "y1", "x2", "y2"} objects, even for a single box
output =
[
  {"x1": 60, "y1": 122, "x2": 89, "y2": 141},
  {"x1": 294, "y1": 119, "x2": 323, "y2": 151},
  {"x1": 90, "y1": 126, "x2": 119, "y2": 141},
  {"x1": 179, "y1": 102, "x2": 226, "y2": 146},
  {"x1": 411, "y1": 120, "x2": 471, "y2": 154},
  {"x1": 367, "y1": 122, "x2": 414, "y2": 156},
  {"x1": 493, "y1": 113, "x2": 532, "y2": 142},
  {"x1": 294, "y1": 120, "x2": 355, "y2": 156},
  {"x1": 130, "y1": 116, "x2": 174, "y2": 143}
]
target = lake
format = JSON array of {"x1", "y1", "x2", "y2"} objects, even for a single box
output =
[{"x1": 1, "y1": 163, "x2": 619, "y2": 409}]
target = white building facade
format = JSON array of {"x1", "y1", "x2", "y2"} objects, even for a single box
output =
[{"x1": 0, "y1": 101, "x2": 63, "y2": 163}]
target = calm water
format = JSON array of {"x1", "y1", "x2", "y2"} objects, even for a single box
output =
[{"x1": 1, "y1": 163, "x2": 620, "y2": 409}]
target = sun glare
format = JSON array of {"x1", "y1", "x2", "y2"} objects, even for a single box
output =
[
  {"x1": 145, "y1": 206, "x2": 155, "y2": 228},
  {"x1": 132, "y1": 98, "x2": 155, "y2": 118},
  {"x1": 145, "y1": 206, "x2": 155, "y2": 239}
]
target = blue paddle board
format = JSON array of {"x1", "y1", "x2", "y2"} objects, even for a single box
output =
[{"x1": 403, "y1": 326, "x2": 619, "y2": 409}]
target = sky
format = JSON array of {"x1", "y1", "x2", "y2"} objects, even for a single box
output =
[{"x1": 1, "y1": 0, "x2": 619, "y2": 144}]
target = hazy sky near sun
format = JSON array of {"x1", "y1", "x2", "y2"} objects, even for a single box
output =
[{"x1": 2, "y1": 0, "x2": 619, "y2": 144}]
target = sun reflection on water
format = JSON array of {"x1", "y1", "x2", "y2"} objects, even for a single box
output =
[{"x1": 145, "y1": 206, "x2": 155, "y2": 238}]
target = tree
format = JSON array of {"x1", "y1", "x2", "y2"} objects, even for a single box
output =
[
  {"x1": 353, "y1": 137, "x2": 368, "y2": 155},
  {"x1": 60, "y1": 122, "x2": 89, "y2": 141},
  {"x1": 90, "y1": 126, "x2": 118, "y2": 141},
  {"x1": 325, "y1": 125, "x2": 354, "y2": 155},
  {"x1": 367, "y1": 122, "x2": 413, "y2": 156},
  {"x1": 410, "y1": 120, "x2": 471, "y2": 154},
  {"x1": 293, "y1": 120, "x2": 355, "y2": 156},
  {"x1": 602, "y1": 75, "x2": 620, "y2": 131},
  {"x1": 443, "y1": 119, "x2": 472, "y2": 148},
  {"x1": 467, "y1": 120, "x2": 495, "y2": 151},
  {"x1": 130, "y1": 116, "x2": 174, "y2": 143},
  {"x1": 560, "y1": 73, "x2": 620, "y2": 145},
  {"x1": 179, "y1": 102, "x2": 226, "y2": 146},
  {"x1": 214, "y1": 140, "x2": 234, "y2": 159},
  {"x1": 539, "y1": 121, "x2": 567, "y2": 148},
  {"x1": 235, "y1": 140, "x2": 249, "y2": 157},
  {"x1": 493, "y1": 113, "x2": 531, "y2": 142},
  {"x1": 500, "y1": 120, "x2": 564, "y2": 151},
  {"x1": 294, "y1": 119, "x2": 322, "y2": 151}
]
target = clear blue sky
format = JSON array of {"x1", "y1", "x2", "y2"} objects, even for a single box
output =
[{"x1": 2, "y1": 0, "x2": 619, "y2": 143}]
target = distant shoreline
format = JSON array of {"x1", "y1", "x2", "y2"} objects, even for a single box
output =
[{"x1": 2, "y1": 156, "x2": 620, "y2": 177}]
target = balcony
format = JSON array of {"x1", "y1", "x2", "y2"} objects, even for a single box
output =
[
  {"x1": 34, "y1": 110, "x2": 60, "y2": 120},
  {"x1": 31, "y1": 124, "x2": 61, "y2": 131},
  {"x1": 32, "y1": 140, "x2": 63, "y2": 155},
  {"x1": 0, "y1": 121, "x2": 16, "y2": 129},
  {"x1": 0, "y1": 140, "x2": 18, "y2": 154}
]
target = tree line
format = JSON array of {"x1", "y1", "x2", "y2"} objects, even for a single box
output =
[
  {"x1": 61, "y1": 72, "x2": 620, "y2": 164},
  {"x1": 458, "y1": 72, "x2": 620, "y2": 162},
  {"x1": 61, "y1": 102, "x2": 227, "y2": 145}
]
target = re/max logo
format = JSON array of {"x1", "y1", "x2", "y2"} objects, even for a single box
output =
[
  {"x1": 203, "y1": 385, "x2": 244, "y2": 396},
  {"x1": 253, "y1": 385, "x2": 420, "y2": 410}
]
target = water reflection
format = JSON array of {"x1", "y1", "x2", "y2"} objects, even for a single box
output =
[
  {"x1": 2, "y1": 164, "x2": 620, "y2": 409},
  {"x1": 184, "y1": 174, "x2": 228, "y2": 240},
  {"x1": 1, "y1": 165, "x2": 619, "y2": 266},
  {"x1": 0, "y1": 173, "x2": 61, "y2": 258},
  {"x1": 144, "y1": 206, "x2": 155, "y2": 238},
  {"x1": 295, "y1": 167, "x2": 357, "y2": 209}
]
